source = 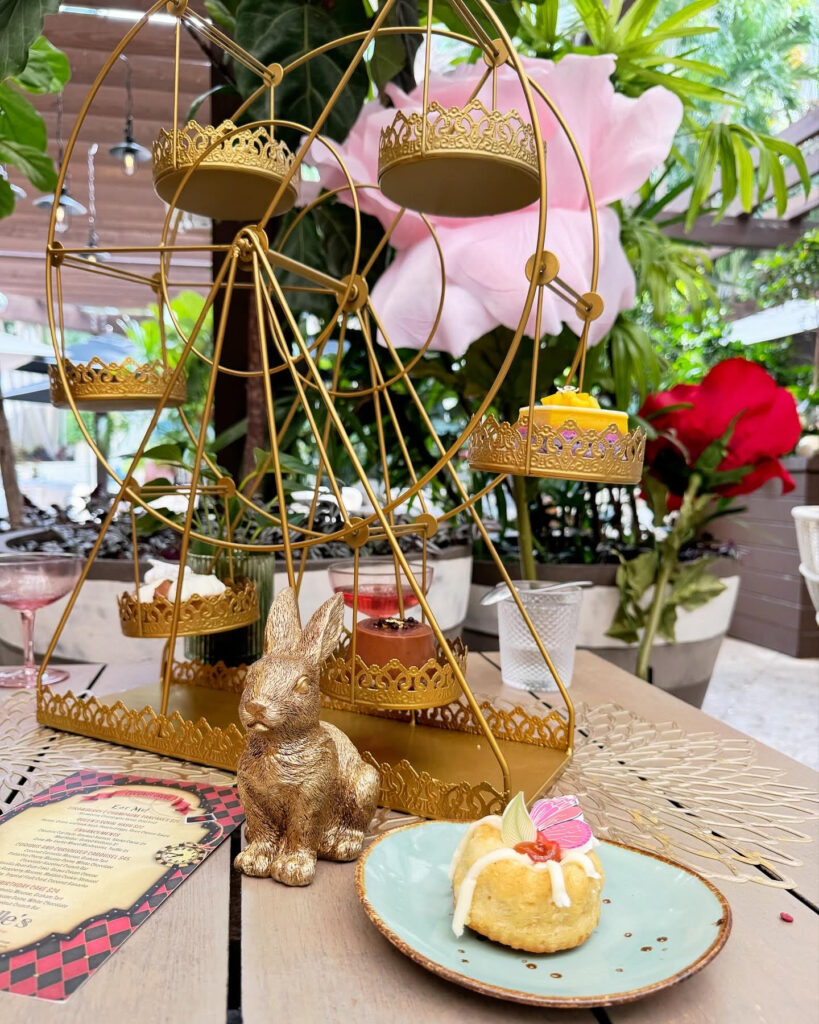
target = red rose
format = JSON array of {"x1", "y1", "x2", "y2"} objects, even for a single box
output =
[{"x1": 639, "y1": 358, "x2": 801, "y2": 510}]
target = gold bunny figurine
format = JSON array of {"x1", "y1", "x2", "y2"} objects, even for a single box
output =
[{"x1": 234, "y1": 588, "x2": 380, "y2": 886}]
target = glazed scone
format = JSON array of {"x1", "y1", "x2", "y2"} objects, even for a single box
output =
[{"x1": 450, "y1": 794, "x2": 604, "y2": 953}]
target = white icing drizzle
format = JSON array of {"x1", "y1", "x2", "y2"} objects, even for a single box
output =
[
  {"x1": 449, "y1": 819, "x2": 602, "y2": 937},
  {"x1": 452, "y1": 849, "x2": 535, "y2": 937},
  {"x1": 546, "y1": 860, "x2": 571, "y2": 907},
  {"x1": 447, "y1": 815, "x2": 502, "y2": 882},
  {"x1": 559, "y1": 849, "x2": 600, "y2": 879}
]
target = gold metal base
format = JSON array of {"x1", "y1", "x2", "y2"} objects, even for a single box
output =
[
  {"x1": 152, "y1": 120, "x2": 297, "y2": 221},
  {"x1": 378, "y1": 101, "x2": 540, "y2": 217},
  {"x1": 118, "y1": 578, "x2": 259, "y2": 637},
  {"x1": 467, "y1": 414, "x2": 646, "y2": 484},
  {"x1": 320, "y1": 634, "x2": 467, "y2": 710},
  {"x1": 48, "y1": 359, "x2": 187, "y2": 411},
  {"x1": 37, "y1": 660, "x2": 570, "y2": 819}
]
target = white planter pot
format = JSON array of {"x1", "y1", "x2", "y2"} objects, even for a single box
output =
[{"x1": 0, "y1": 550, "x2": 473, "y2": 666}]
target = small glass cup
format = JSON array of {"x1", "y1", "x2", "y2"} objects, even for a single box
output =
[
  {"x1": 328, "y1": 556, "x2": 433, "y2": 617},
  {"x1": 0, "y1": 553, "x2": 82, "y2": 688},
  {"x1": 497, "y1": 582, "x2": 583, "y2": 691}
]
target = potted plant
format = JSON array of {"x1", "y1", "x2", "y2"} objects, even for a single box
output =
[{"x1": 604, "y1": 357, "x2": 802, "y2": 700}]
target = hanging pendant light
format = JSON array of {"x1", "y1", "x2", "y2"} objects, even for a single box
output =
[
  {"x1": 79, "y1": 143, "x2": 110, "y2": 262},
  {"x1": 0, "y1": 165, "x2": 26, "y2": 200},
  {"x1": 109, "y1": 54, "x2": 150, "y2": 176},
  {"x1": 33, "y1": 95, "x2": 86, "y2": 232}
]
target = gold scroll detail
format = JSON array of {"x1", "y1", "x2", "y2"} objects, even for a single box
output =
[
  {"x1": 118, "y1": 578, "x2": 259, "y2": 638},
  {"x1": 467, "y1": 414, "x2": 646, "y2": 484},
  {"x1": 48, "y1": 358, "x2": 187, "y2": 411}
]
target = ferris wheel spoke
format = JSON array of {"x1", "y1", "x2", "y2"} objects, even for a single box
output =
[
  {"x1": 358, "y1": 312, "x2": 431, "y2": 517},
  {"x1": 255, "y1": 258, "x2": 353, "y2": 519},
  {"x1": 255, "y1": 0, "x2": 400, "y2": 232},
  {"x1": 360, "y1": 208, "x2": 406, "y2": 279}
]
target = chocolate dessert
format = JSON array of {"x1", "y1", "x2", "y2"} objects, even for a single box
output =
[{"x1": 353, "y1": 616, "x2": 436, "y2": 669}]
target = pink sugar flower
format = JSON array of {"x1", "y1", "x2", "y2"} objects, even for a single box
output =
[
  {"x1": 530, "y1": 795, "x2": 594, "y2": 850},
  {"x1": 307, "y1": 54, "x2": 682, "y2": 356}
]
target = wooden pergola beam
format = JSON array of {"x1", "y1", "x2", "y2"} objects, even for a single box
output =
[{"x1": 664, "y1": 215, "x2": 808, "y2": 249}]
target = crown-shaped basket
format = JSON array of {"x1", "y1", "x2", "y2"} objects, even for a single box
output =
[
  {"x1": 118, "y1": 577, "x2": 259, "y2": 638},
  {"x1": 467, "y1": 414, "x2": 646, "y2": 484},
  {"x1": 378, "y1": 99, "x2": 540, "y2": 217},
  {"x1": 48, "y1": 357, "x2": 187, "y2": 412},
  {"x1": 321, "y1": 630, "x2": 468, "y2": 711},
  {"x1": 153, "y1": 119, "x2": 297, "y2": 221}
]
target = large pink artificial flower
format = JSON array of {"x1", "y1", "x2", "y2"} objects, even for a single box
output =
[{"x1": 307, "y1": 55, "x2": 682, "y2": 356}]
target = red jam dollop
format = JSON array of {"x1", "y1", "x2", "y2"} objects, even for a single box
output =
[{"x1": 514, "y1": 831, "x2": 562, "y2": 863}]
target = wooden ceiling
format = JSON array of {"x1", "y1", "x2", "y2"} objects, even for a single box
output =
[{"x1": 1, "y1": 1, "x2": 215, "y2": 326}]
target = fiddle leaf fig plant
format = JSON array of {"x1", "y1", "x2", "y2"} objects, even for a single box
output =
[{"x1": 0, "y1": 3, "x2": 69, "y2": 219}]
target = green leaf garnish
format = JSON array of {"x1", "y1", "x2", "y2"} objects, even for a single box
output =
[{"x1": 501, "y1": 792, "x2": 536, "y2": 846}]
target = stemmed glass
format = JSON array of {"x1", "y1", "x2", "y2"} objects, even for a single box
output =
[
  {"x1": 328, "y1": 556, "x2": 434, "y2": 617},
  {"x1": 0, "y1": 553, "x2": 83, "y2": 688}
]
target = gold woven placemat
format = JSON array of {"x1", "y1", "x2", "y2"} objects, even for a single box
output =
[{"x1": 2, "y1": 691, "x2": 815, "y2": 888}]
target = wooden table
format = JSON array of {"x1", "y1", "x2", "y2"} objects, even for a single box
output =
[{"x1": 1, "y1": 652, "x2": 817, "y2": 1024}]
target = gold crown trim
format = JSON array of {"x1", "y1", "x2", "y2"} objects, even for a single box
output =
[
  {"x1": 467, "y1": 414, "x2": 646, "y2": 484},
  {"x1": 362, "y1": 753, "x2": 505, "y2": 820},
  {"x1": 49, "y1": 358, "x2": 186, "y2": 407},
  {"x1": 322, "y1": 691, "x2": 569, "y2": 751},
  {"x1": 37, "y1": 686, "x2": 245, "y2": 772},
  {"x1": 118, "y1": 577, "x2": 259, "y2": 638},
  {"x1": 170, "y1": 658, "x2": 249, "y2": 694},
  {"x1": 152, "y1": 119, "x2": 296, "y2": 180},
  {"x1": 320, "y1": 632, "x2": 467, "y2": 710},
  {"x1": 378, "y1": 100, "x2": 539, "y2": 173}
]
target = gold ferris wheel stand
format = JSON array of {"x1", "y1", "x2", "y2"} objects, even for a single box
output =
[{"x1": 35, "y1": 0, "x2": 600, "y2": 817}]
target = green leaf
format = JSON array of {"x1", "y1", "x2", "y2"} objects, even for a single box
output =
[
  {"x1": 138, "y1": 442, "x2": 186, "y2": 464},
  {"x1": 12, "y1": 36, "x2": 69, "y2": 94},
  {"x1": 670, "y1": 562, "x2": 726, "y2": 611},
  {"x1": 0, "y1": 0, "x2": 60, "y2": 80},
  {"x1": 0, "y1": 81, "x2": 46, "y2": 148},
  {"x1": 570, "y1": 0, "x2": 611, "y2": 47},
  {"x1": 768, "y1": 151, "x2": 787, "y2": 217},
  {"x1": 234, "y1": 0, "x2": 370, "y2": 144},
  {"x1": 371, "y1": 0, "x2": 420, "y2": 93},
  {"x1": 686, "y1": 129, "x2": 719, "y2": 230},
  {"x1": 732, "y1": 133, "x2": 754, "y2": 212},
  {"x1": 212, "y1": 417, "x2": 248, "y2": 453},
  {"x1": 616, "y1": 550, "x2": 658, "y2": 602},
  {"x1": 715, "y1": 128, "x2": 737, "y2": 218},
  {"x1": 0, "y1": 138, "x2": 55, "y2": 191},
  {"x1": 501, "y1": 791, "x2": 536, "y2": 845},
  {"x1": 615, "y1": 0, "x2": 659, "y2": 44},
  {"x1": 641, "y1": 473, "x2": 670, "y2": 526},
  {"x1": 0, "y1": 175, "x2": 15, "y2": 218},
  {"x1": 605, "y1": 605, "x2": 642, "y2": 644},
  {"x1": 643, "y1": 0, "x2": 715, "y2": 38},
  {"x1": 186, "y1": 83, "x2": 239, "y2": 122},
  {"x1": 204, "y1": 0, "x2": 239, "y2": 32},
  {"x1": 658, "y1": 602, "x2": 677, "y2": 642}
]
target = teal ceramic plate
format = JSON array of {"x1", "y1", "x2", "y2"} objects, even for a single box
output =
[{"x1": 356, "y1": 822, "x2": 731, "y2": 1007}]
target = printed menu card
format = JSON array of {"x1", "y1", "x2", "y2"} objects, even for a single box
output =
[{"x1": 0, "y1": 770, "x2": 244, "y2": 1000}]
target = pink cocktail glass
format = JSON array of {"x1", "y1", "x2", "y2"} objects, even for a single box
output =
[
  {"x1": 0, "y1": 553, "x2": 82, "y2": 688},
  {"x1": 328, "y1": 557, "x2": 433, "y2": 617}
]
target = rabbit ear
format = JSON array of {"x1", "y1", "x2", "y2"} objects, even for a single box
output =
[
  {"x1": 298, "y1": 593, "x2": 344, "y2": 667},
  {"x1": 264, "y1": 587, "x2": 302, "y2": 654}
]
